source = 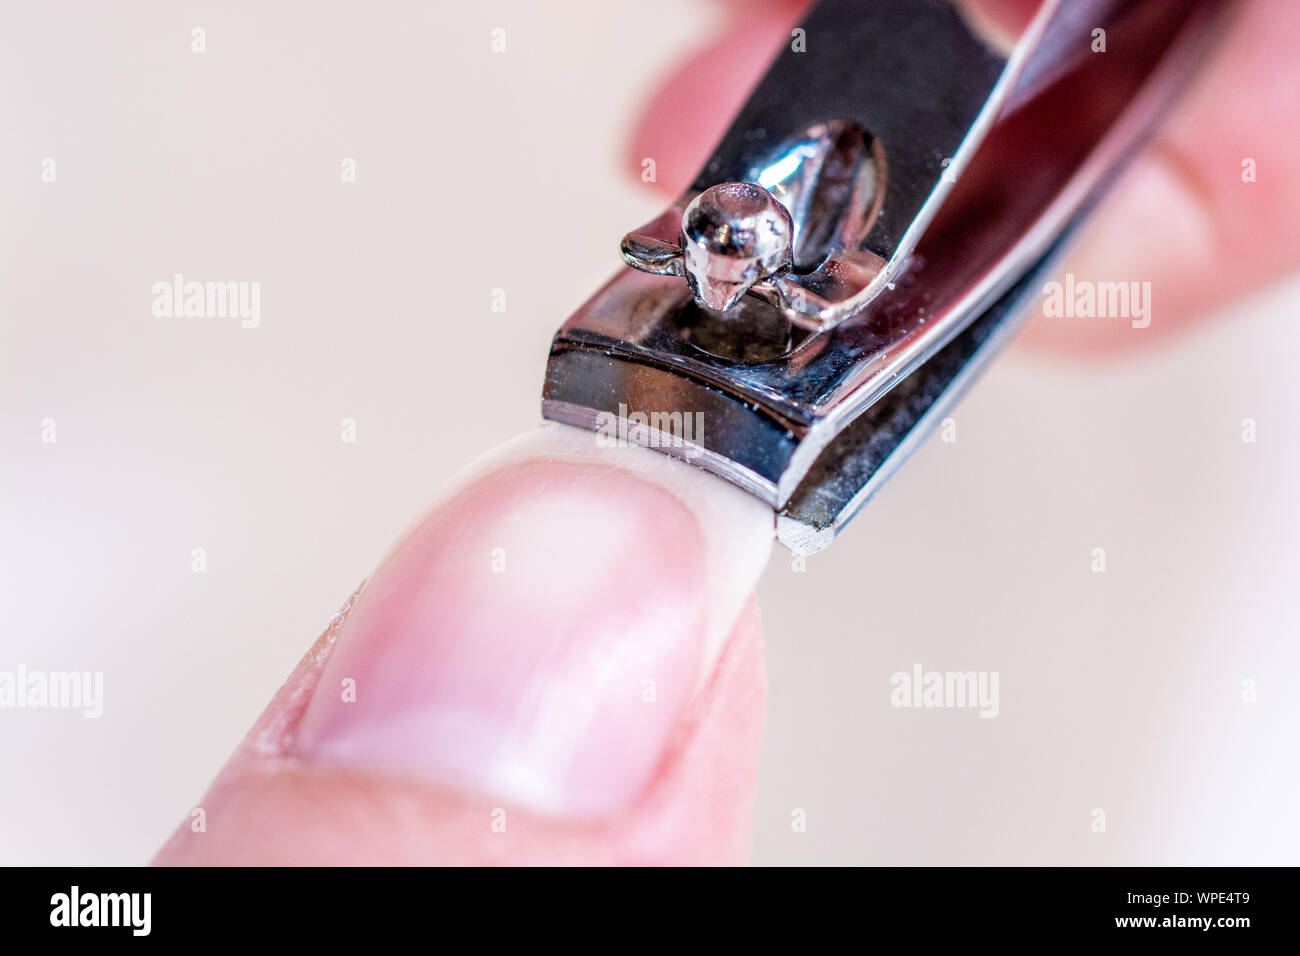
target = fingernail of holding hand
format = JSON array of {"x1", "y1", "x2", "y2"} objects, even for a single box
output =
[{"x1": 291, "y1": 460, "x2": 709, "y2": 819}]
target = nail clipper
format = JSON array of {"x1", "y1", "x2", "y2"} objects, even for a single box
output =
[{"x1": 541, "y1": 0, "x2": 1225, "y2": 553}]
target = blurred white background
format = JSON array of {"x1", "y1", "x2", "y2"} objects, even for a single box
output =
[{"x1": 2, "y1": 0, "x2": 1296, "y2": 865}]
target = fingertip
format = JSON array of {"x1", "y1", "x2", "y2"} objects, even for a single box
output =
[
  {"x1": 155, "y1": 597, "x2": 767, "y2": 866},
  {"x1": 156, "y1": 428, "x2": 774, "y2": 864},
  {"x1": 293, "y1": 459, "x2": 711, "y2": 819}
]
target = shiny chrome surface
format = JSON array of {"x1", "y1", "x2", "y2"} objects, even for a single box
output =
[
  {"x1": 680, "y1": 182, "x2": 794, "y2": 312},
  {"x1": 621, "y1": 0, "x2": 1076, "y2": 330},
  {"x1": 622, "y1": 120, "x2": 890, "y2": 331},
  {"x1": 544, "y1": 0, "x2": 1227, "y2": 552}
]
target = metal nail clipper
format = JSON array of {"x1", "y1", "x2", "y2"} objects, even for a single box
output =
[{"x1": 541, "y1": 0, "x2": 1226, "y2": 553}]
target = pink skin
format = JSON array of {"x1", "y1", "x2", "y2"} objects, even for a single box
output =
[
  {"x1": 157, "y1": 462, "x2": 765, "y2": 865},
  {"x1": 294, "y1": 462, "x2": 710, "y2": 820},
  {"x1": 158, "y1": 1, "x2": 1298, "y2": 864}
]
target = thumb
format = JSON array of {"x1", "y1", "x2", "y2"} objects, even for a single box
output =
[{"x1": 154, "y1": 426, "x2": 772, "y2": 865}]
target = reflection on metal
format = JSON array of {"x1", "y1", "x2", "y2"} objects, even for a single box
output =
[{"x1": 545, "y1": 0, "x2": 1228, "y2": 552}]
